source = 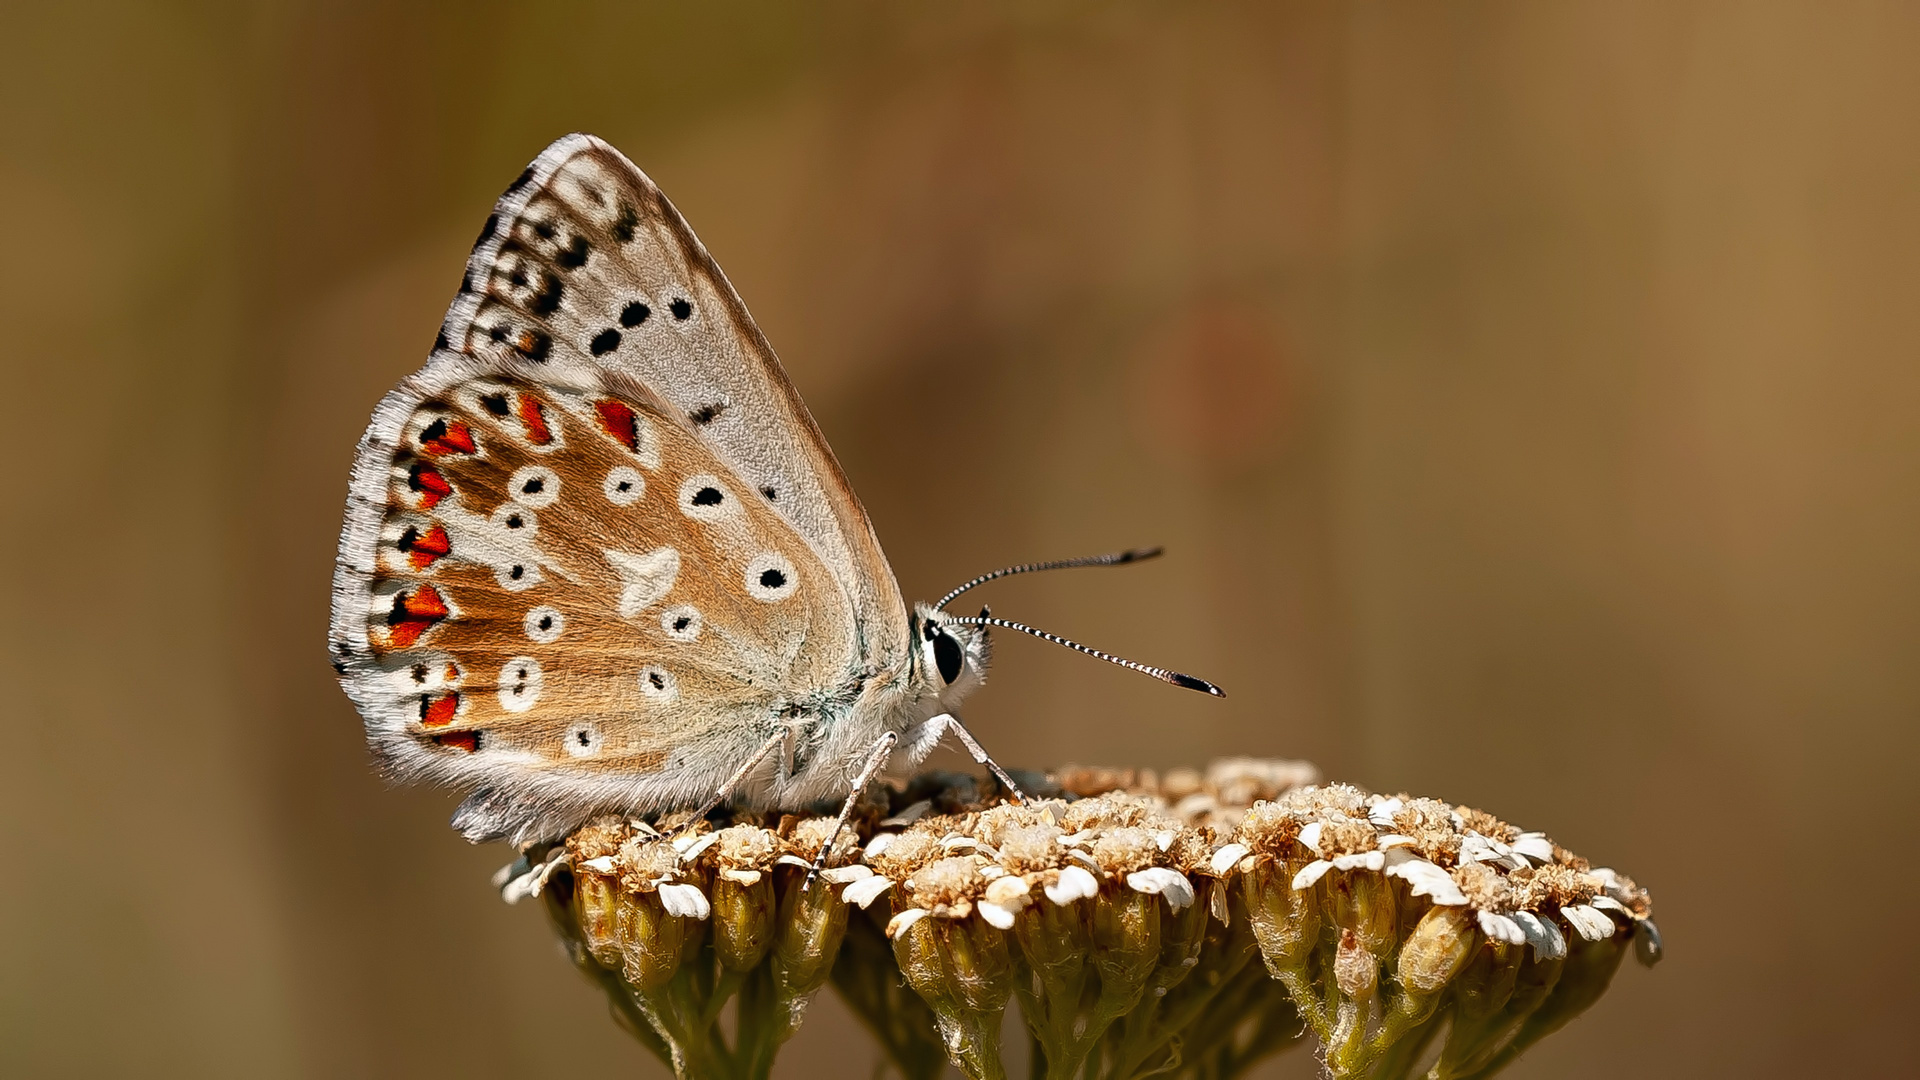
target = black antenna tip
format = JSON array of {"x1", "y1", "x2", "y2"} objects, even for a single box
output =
[
  {"x1": 1119, "y1": 546, "x2": 1164, "y2": 563},
  {"x1": 1169, "y1": 672, "x2": 1226, "y2": 697}
]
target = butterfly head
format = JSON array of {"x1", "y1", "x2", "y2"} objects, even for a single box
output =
[{"x1": 913, "y1": 602, "x2": 992, "y2": 707}]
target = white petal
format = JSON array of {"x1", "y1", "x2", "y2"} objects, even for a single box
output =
[
  {"x1": 979, "y1": 901, "x2": 1017, "y2": 930},
  {"x1": 1477, "y1": 911, "x2": 1526, "y2": 945},
  {"x1": 1331, "y1": 851, "x2": 1384, "y2": 872},
  {"x1": 1210, "y1": 843, "x2": 1251, "y2": 876},
  {"x1": 1291, "y1": 859, "x2": 1334, "y2": 890},
  {"x1": 886, "y1": 908, "x2": 929, "y2": 938},
  {"x1": 1127, "y1": 868, "x2": 1196, "y2": 910},
  {"x1": 1045, "y1": 865, "x2": 1100, "y2": 905},
  {"x1": 1376, "y1": 833, "x2": 1417, "y2": 850},
  {"x1": 820, "y1": 864, "x2": 874, "y2": 885},
  {"x1": 1590, "y1": 895, "x2": 1630, "y2": 915},
  {"x1": 499, "y1": 869, "x2": 540, "y2": 906},
  {"x1": 1174, "y1": 793, "x2": 1218, "y2": 819},
  {"x1": 842, "y1": 876, "x2": 894, "y2": 909},
  {"x1": 1154, "y1": 830, "x2": 1176, "y2": 852},
  {"x1": 1511, "y1": 833, "x2": 1555, "y2": 863},
  {"x1": 1563, "y1": 904, "x2": 1614, "y2": 941},
  {"x1": 864, "y1": 833, "x2": 896, "y2": 857},
  {"x1": 1387, "y1": 856, "x2": 1468, "y2": 906},
  {"x1": 941, "y1": 836, "x2": 982, "y2": 853},
  {"x1": 1065, "y1": 848, "x2": 1102, "y2": 871},
  {"x1": 880, "y1": 799, "x2": 933, "y2": 827},
  {"x1": 1511, "y1": 911, "x2": 1567, "y2": 960},
  {"x1": 718, "y1": 869, "x2": 763, "y2": 886},
  {"x1": 581, "y1": 856, "x2": 617, "y2": 874},
  {"x1": 1297, "y1": 822, "x2": 1325, "y2": 855},
  {"x1": 983, "y1": 875, "x2": 1032, "y2": 906},
  {"x1": 775, "y1": 854, "x2": 812, "y2": 869},
  {"x1": 1368, "y1": 798, "x2": 1404, "y2": 829},
  {"x1": 658, "y1": 883, "x2": 711, "y2": 920},
  {"x1": 1058, "y1": 830, "x2": 1099, "y2": 848}
]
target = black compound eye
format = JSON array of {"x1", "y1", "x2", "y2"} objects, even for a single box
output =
[{"x1": 932, "y1": 629, "x2": 963, "y2": 685}]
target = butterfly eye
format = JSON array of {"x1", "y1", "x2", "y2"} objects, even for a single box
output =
[{"x1": 932, "y1": 628, "x2": 964, "y2": 685}]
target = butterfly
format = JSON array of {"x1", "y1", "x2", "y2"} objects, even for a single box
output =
[{"x1": 330, "y1": 134, "x2": 1222, "y2": 852}]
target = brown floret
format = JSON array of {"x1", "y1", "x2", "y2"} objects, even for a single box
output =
[
  {"x1": 1455, "y1": 806, "x2": 1520, "y2": 844},
  {"x1": 1451, "y1": 861, "x2": 1513, "y2": 913},
  {"x1": 1317, "y1": 818, "x2": 1378, "y2": 857},
  {"x1": 616, "y1": 835, "x2": 681, "y2": 892},
  {"x1": 1088, "y1": 827, "x2": 1161, "y2": 875},
  {"x1": 568, "y1": 816, "x2": 633, "y2": 862},
  {"x1": 905, "y1": 856, "x2": 983, "y2": 913}
]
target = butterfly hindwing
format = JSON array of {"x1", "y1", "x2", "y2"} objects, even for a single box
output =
[{"x1": 335, "y1": 366, "x2": 857, "y2": 811}]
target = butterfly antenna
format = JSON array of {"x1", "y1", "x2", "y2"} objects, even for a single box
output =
[
  {"x1": 934, "y1": 547, "x2": 1163, "y2": 612},
  {"x1": 939, "y1": 613, "x2": 1225, "y2": 697}
]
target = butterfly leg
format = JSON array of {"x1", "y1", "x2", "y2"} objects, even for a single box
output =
[
  {"x1": 804, "y1": 730, "x2": 899, "y2": 888},
  {"x1": 919, "y1": 712, "x2": 1029, "y2": 804},
  {"x1": 672, "y1": 727, "x2": 792, "y2": 835}
]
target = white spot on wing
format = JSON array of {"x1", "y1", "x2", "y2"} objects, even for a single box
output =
[
  {"x1": 525, "y1": 606, "x2": 564, "y2": 643},
  {"x1": 638, "y1": 665, "x2": 677, "y2": 702},
  {"x1": 661, "y1": 604, "x2": 701, "y2": 642},
  {"x1": 497, "y1": 656, "x2": 543, "y2": 713},
  {"x1": 678, "y1": 475, "x2": 737, "y2": 521},
  {"x1": 604, "y1": 465, "x2": 644, "y2": 506},
  {"x1": 565, "y1": 721, "x2": 603, "y2": 759},
  {"x1": 508, "y1": 466, "x2": 559, "y2": 508},
  {"x1": 606, "y1": 546, "x2": 681, "y2": 618},
  {"x1": 744, "y1": 552, "x2": 798, "y2": 602}
]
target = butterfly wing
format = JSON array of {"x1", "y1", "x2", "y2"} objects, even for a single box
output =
[
  {"x1": 332, "y1": 364, "x2": 860, "y2": 838},
  {"x1": 331, "y1": 135, "x2": 911, "y2": 840},
  {"x1": 440, "y1": 134, "x2": 907, "y2": 662}
]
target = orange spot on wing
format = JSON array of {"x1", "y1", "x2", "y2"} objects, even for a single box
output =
[
  {"x1": 386, "y1": 584, "x2": 449, "y2": 648},
  {"x1": 420, "y1": 418, "x2": 476, "y2": 456},
  {"x1": 408, "y1": 463, "x2": 452, "y2": 509},
  {"x1": 431, "y1": 730, "x2": 479, "y2": 752},
  {"x1": 517, "y1": 393, "x2": 553, "y2": 445},
  {"x1": 594, "y1": 399, "x2": 640, "y2": 452},
  {"x1": 420, "y1": 691, "x2": 460, "y2": 727},
  {"x1": 403, "y1": 524, "x2": 451, "y2": 570}
]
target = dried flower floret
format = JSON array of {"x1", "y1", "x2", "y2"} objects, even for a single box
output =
[{"x1": 518, "y1": 759, "x2": 1655, "y2": 1080}]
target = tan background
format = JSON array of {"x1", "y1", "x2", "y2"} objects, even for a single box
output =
[{"x1": 4, "y1": 2, "x2": 1914, "y2": 1077}]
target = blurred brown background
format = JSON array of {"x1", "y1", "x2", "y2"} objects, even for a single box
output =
[{"x1": 4, "y1": 2, "x2": 1916, "y2": 1077}]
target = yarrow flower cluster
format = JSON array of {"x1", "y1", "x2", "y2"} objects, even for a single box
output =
[{"x1": 499, "y1": 760, "x2": 1658, "y2": 1079}]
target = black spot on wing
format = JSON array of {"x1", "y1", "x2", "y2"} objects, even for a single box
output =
[
  {"x1": 480, "y1": 393, "x2": 510, "y2": 417},
  {"x1": 506, "y1": 166, "x2": 535, "y2": 194},
  {"x1": 670, "y1": 297, "x2": 693, "y2": 320},
  {"x1": 760, "y1": 486, "x2": 777, "y2": 501},
  {"x1": 590, "y1": 329, "x2": 621, "y2": 356},
  {"x1": 691, "y1": 487, "x2": 723, "y2": 507},
  {"x1": 620, "y1": 301, "x2": 650, "y2": 327},
  {"x1": 556, "y1": 235, "x2": 589, "y2": 270},
  {"x1": 612, "y1": 202, "x2": 638, "y2": 242},
  {"x1": 689, "y1": 402, "x2": 726, "y2": 425},
  {"x1": 474, "y1": 213, "x2": 498, "y2": 250},
  {"x1": 529, "y1": 272, "x2": 564, "y2": 315},
  {"x1": 434, "y1": 329, "x2": 449, "y2": 351},
  {"x1": 517, "y1": 328, "x2": 552, "y2": 362}
]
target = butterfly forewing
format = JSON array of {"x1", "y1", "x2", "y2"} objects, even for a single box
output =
[
  {"x1": 344, "y1": 370, "x2": 854, "y2": 783},
  {"x1": 441, "y1": 136, "x2": 907, "y2": 664}
]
